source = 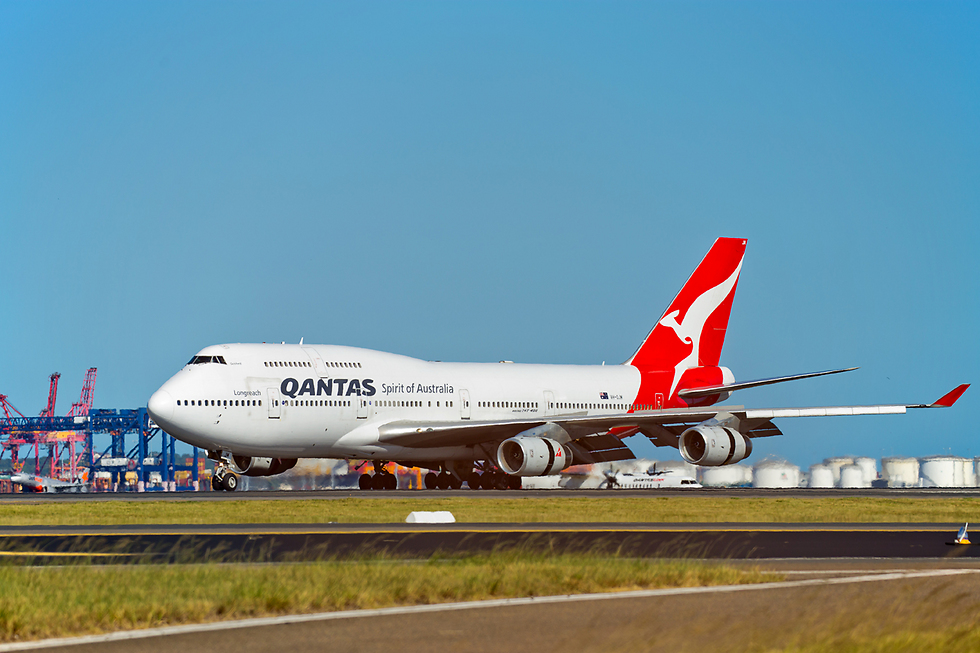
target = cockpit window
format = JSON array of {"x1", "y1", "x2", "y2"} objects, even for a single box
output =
[{"x1": 187, "y1": 355, "x2": 227, "y2": 365}]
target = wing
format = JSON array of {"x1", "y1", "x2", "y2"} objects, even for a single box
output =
[
  {"x1": 677, "y1": 367, "x2": 858, "y2": 399},
  {"x1": 378, "y1": 384, "x2": 969, "y2": 459}
]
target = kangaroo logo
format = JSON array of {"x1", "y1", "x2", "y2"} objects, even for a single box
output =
[{"x1": 659, "y1": 259, "x2": 743, "y2": 398}]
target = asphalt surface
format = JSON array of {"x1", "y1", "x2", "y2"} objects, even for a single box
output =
[
  {"x1": 3, "y1": 487, "x2": 980, "y2": 501},
  {"x1": 0, "y1": 522, "x2": 975, "y2": 563}
]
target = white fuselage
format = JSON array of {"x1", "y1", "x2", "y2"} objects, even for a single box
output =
[{"x1": 148, "y1": 343, "x2": 645, "y2": 462}]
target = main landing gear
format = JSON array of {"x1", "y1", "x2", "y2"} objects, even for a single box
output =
[
  {"x1": 463, "y1": 471, "x2": 521, "y2": 491},
  {"x1": 423, "y1": 470, "x2": 463, "y2": 490},
  {"x1": 359, "y1": 463, "x2": 398, "y2": 491},
  {"x1": 420, "y1": 467, "x2": 521, "y2": 490},
  {"x1": 355, "y1": 462, "x2": 523, "y2": 491},
  {"x1": 211, "y1": 466, "x2": 239, "y2": 492}
]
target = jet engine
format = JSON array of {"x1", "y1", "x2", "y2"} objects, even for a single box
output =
[
  {"x1": 232, "y1": 456, "x2": 298, "y2": 477},
  {"x1": 678, "y1": 425, "x2": 752, "y2": 466},
  {"x1": 497, "y1": 437, "x2": 573, "y2": 476}
]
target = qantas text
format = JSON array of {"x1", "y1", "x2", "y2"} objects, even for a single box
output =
[{"x1": 280, "y1": 378, "x2": 376, "y2": 398}]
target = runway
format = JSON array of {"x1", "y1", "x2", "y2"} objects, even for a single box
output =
[
  {"x1": 2, "y1": 487, "x2": 980, "y2": 502},
  {"x1": 0, "y1": 522, "x2": 975, "y2": 563}
]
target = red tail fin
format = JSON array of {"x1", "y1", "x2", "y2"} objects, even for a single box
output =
[{"x1": 627, "y1": 238, "x2": 746, "y2": 395}]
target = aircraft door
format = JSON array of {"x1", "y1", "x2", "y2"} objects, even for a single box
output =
[
  {"x1": 267, "y1": 388, "x2": 281, "y2": 419},
  {"x1": 544, "y1": 391, "x2": 555, "y2": 416},
  {"x1": 655, "y1": 393, "x2": 664, "y2": 410},
  {"x1": 357, "y1": 398, "x2": 369, "y2": 419},
  {"x1": 460, "y1": 389, "x2": 471, "y2": 420},
  {"x1": 302, "y1": 347, "x2": 329, "y2": 378}
]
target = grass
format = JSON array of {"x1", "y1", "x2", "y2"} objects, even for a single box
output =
[
  {"x1": 773, "y1": 631, "x2": 980, "y2": 653},
  {"x1": 0, "y1": 497, "x2": 978, "y2": 525},
  {"x1": 755, "y1": 574, "x2": 980, "y2": 653},
  {"x1": 0, "y1": 554, "x2": 776, "y2": 643}
]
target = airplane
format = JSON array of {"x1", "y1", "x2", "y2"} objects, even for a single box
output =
[
  {"x1": 6, "y1": 472, "x2": 87, "y2": 493},
  {"x1": 601, "y1": 468, "x2": 702, "y2": 490},
  {"x1": 146, "y1": 237, "x2": 970, "y2": 492}
]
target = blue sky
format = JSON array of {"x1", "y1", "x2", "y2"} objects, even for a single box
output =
[{"x1": 1, "y1": 1, "x2": 977, "y2": 467}]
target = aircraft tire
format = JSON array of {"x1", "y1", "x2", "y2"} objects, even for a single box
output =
[
  {"x1": 435, "y1": 472, "x2": 450, "y2": 490},
  {"x1": 424, "y1": 472, "x2": 438, "y2": 490},
  {"x1": 222, "y1": 473, "x2": 239, "y2": 492},
  {"x1": 507, "y1": 476, "x2": 522, "y2": 490},
  {"x1": 384, "y1": 473, "x2": 397, "y2": 490},
  {"x1": 465, "y1": 473, "x2": 481, "y2": 489},
  {"x1": 493, "y1": 474, "x2": 509, "y2": 490},
  {"x1": 479, "y1": 473, "x2": 495, "y2": 491},
  {"x1": 371, "y1": 473, "x2": 387, "y2": 490},
  {"x1": 211, "y1": 476, "x2": 223, "y2": 492},
  {"x1": 358, "y1": 474, "x2": 373, "y2": 491},
  {"x1": 448, "y1": 474, "x2": 462, "y2": 490}
]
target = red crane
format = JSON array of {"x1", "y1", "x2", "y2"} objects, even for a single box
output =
[
  {"x1": 0, "y1": 394, "x2": 25, "y2": 421},
  {"x1": 1, "y1": 368, "x2": 96, "y2": 480},
  {"x1": 39, "y1": 373, "x2": 60, "y2": 418},
  {"x1": 68, "y1": 368, "x2": 97, "y2": 417}
]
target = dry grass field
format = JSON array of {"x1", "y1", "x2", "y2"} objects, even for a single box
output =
[
  {"x1": 0, "y1": 555, "x2": 775, "y2": 643},
  {"x1": 0, "y1": 496, "x2": 979, "y2": 525}
]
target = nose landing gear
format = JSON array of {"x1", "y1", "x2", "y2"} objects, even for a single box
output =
[{"x1": 211, "y1": 465, "x2": 239, "y2": 492}]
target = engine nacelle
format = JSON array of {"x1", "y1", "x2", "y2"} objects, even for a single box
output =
[
  {"x1": 678, "y1": 425, "x2": 753, "y2": 466},
  {"x1": 497, "y1": 437, "x2": 573, "y2": 476},
  {"x1": 232, "y1": 456, "x2": 298, "y2": 477}
]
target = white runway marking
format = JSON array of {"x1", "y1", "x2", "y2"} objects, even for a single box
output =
[{"x1": 1, "y1": 568, "x2": 976, "y2": 651}]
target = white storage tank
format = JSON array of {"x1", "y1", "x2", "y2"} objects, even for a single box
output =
[
  {"x1": 700, "y1": 465, "x2": 752, "y2": 487},
  {"x1": 920, "y1": 456, "x2": 960, "y2": 488},
  {"x1": 822, "y1": 457, "x2": 854, "y2": 486},
  {"x1": 881, "y1": 457, "x2": 919, "y2": 488},
  {"x1": 854, "y1": 457, "x2": 878, "y2": 485},
  {"x1": 808, "y1": 464, "x2": 835, "y2": 488},
  {"x1": 839, "y1": 464, "x2": 869, "y2": 488},
  {"x1": 753, "y1": 462, "x2": 801, "y2": 488},
  {"x1": 961, "y1": 459, "x2": 976, "y2": 488}
]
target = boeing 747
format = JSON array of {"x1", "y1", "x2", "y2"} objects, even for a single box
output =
[{"x1": 147, "y1": 238, "x2": 968, "y2": 491}]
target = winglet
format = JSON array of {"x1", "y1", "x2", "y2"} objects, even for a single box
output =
[{"x1": 930, "y1": 384, "x2": 970, "y2": 408}]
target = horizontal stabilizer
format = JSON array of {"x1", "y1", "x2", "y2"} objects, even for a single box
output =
[{"x1": 677, "y1": 367, "x2": 858, "y2": 399}]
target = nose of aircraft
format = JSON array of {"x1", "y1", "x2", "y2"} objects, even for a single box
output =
[{"x1": 147, "y1": 388, "x2": 174, "y2": 423}]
